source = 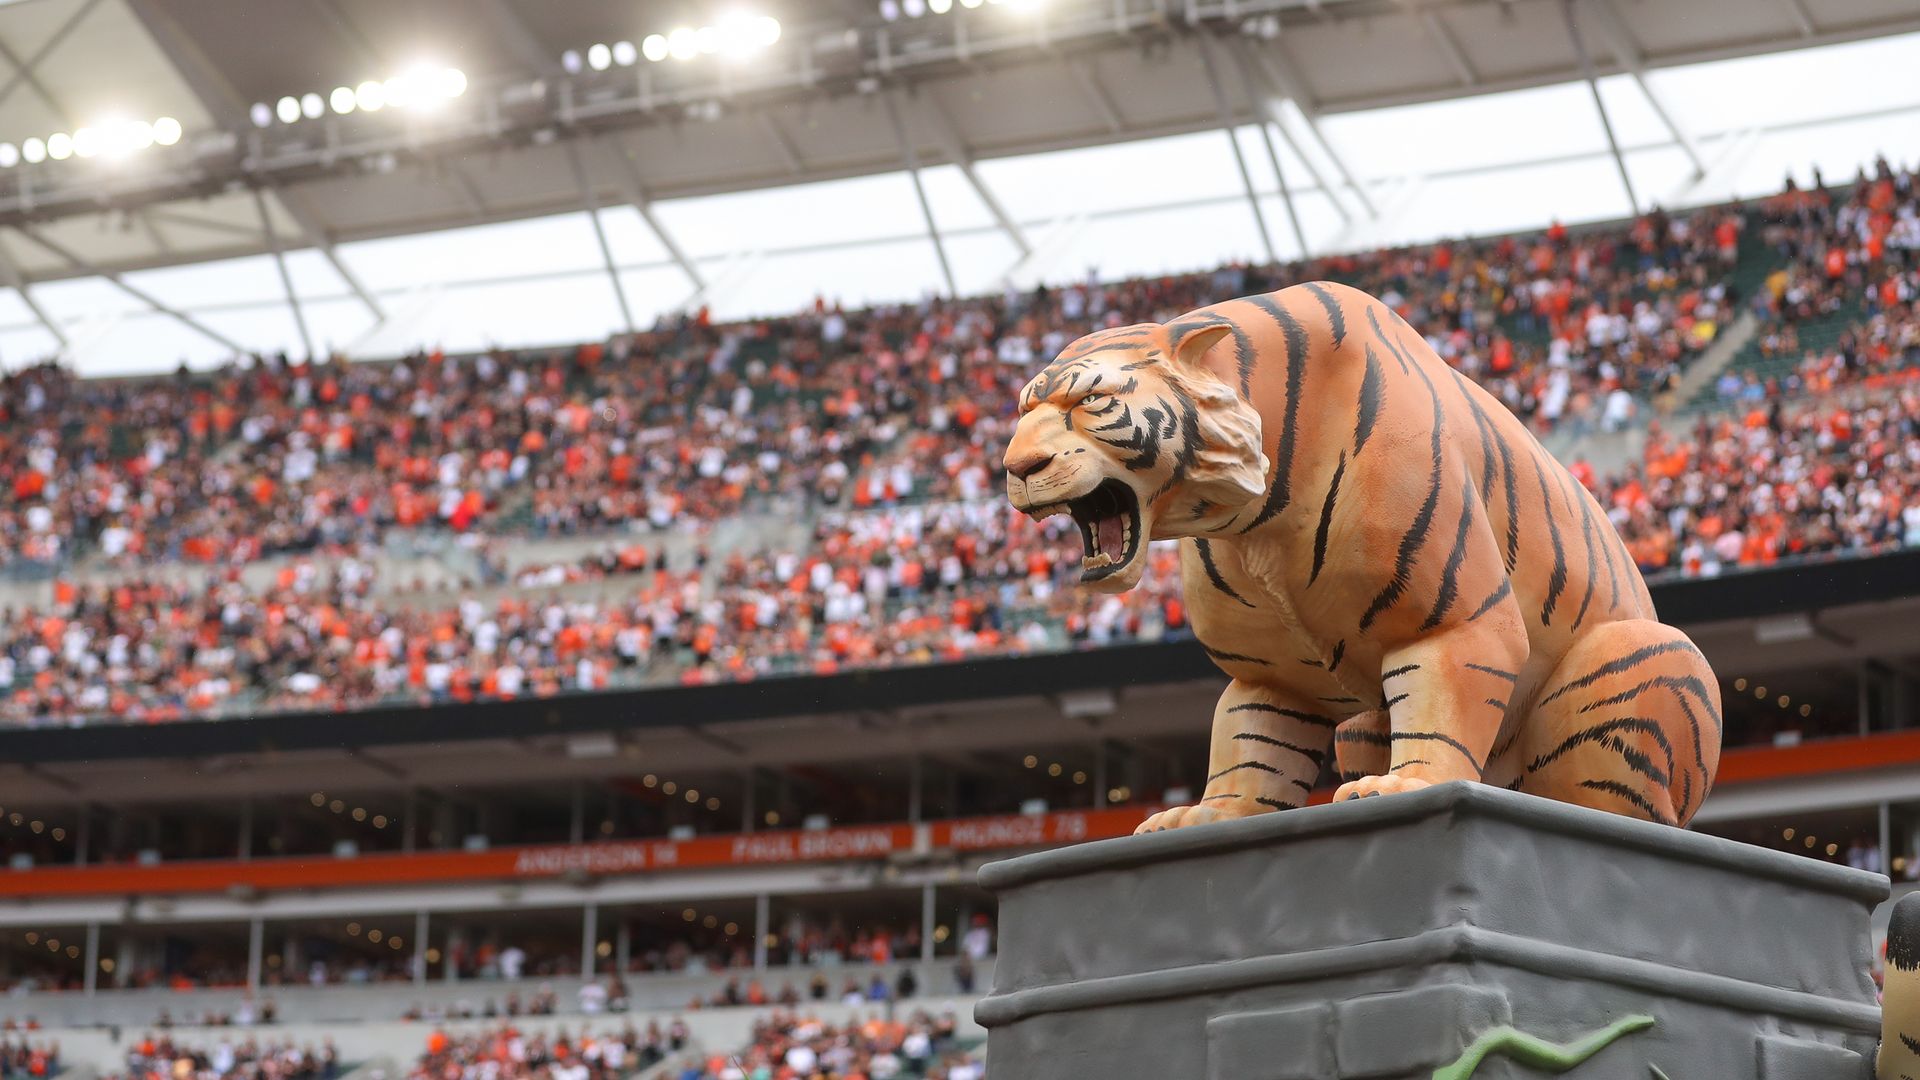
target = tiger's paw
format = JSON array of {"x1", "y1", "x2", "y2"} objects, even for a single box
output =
[
  {"x1": 1333, "y1": 774, "x2": 1435, "y2": 802},
  {"x1": 1134, "y1": 801, "x2": 1259, "y2": 834}
]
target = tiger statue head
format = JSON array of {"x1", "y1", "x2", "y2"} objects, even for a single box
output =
[{"x1": 1004, "y1": 323, "x2": 1268, "y2": 592}]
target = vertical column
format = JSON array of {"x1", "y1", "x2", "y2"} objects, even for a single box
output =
[
  {"x1": 83, "y1": 923, "x2": 99, "y2": 996},
  {"x1": 908, "y1": 754, "x2": 924, "y2": 825},
  {"x1": 581, "y1": 903, "x2": 599, "y2": 978},
  {"x1": 1882, "y1": 802, "x2": 1895, "y2": 882},
  {"x1": 402, "y1": 788, "x2": 418, "y2": 854},
  {"x1": 615, "y1": 920, "x2": 631, "y2": 978},
  {"x1": 246, "y1": 917, "x2": 264, "y2": 995},
  {"x1": 741, "y1": 767, "x2": 757, "y2": 834},
  {"x1": 414, "y1": 911, "x2": 429, "y2": 988},
  {"x1": 570, "y1": 781, "x2": 586, "y2": 845},
  {"x1": 920, "y1": 883, "x2": 936, "y2": 968},
  {"x1": 753, "y1": 893, "x2": 770, "y2": 973},
  {"x1": 74, "y1": 805, "x2": 89, "y2": 866},
  {"x1": 1093, "y1": 740, "x2": 1109, "y2": 809},
  {"x1": 444, "y1": 924, "x2": 460, "y2": 985}
]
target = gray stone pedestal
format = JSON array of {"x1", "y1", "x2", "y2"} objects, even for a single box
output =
[{"x1": 975, "y1": 783, "x2": 1886, "y2": 1079}]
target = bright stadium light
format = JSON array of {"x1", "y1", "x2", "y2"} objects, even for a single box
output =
[
  {"x1": 0, "y1": 143, "x2": 16, "y2": 168},
  {"x1": 561, "y1": 48, "x2": 583, "y2": 73},
  {"x1": 641, "y1": 34, "x2": 668, "y2": 61},
  {"x1": 667, "y1": 27, "x2": 698, "y2": 60},
  {"x1": 930, "y1": 0, "x2": 952, "y2": 11},
  {"x1": 301, "y1": 92, "x2": 324, "y2": 119},
  {"x1": 72, "y1": 126, "x2": 100, "y2": 158},
  {"x1": 758, "y1": 16, "x2": 781, "y2": 44},
  {"x1": 330, "y1": 86, "x2": 357, "y2": 114},
  {"x1": 276, "y1": 95, "x2": 301, "y2": 124},
  {"x1": 355, "y1": 79, "x2": 386, "y2": 111},
  {"x1": 153, "y1": 117, "x2": 182, "y2": 145},
  {"x1": 124, "y1": 119, "x2": 155, "y2": 151},
  {"x1": 250, "y1": 102, "x2": 272, "y2": 128},
  {"x1": 45, "y1": 132, "x2": 71, "y2": 160},
  {"x1": 903, "y1": 0, "x2": 926, "y2": 15},
  {"x1": 612, "y1": 40, "x2": 637, "y2": 66},
  {"x1": 21, "y1": 137, "x2": 44, "y2": 163},
  {"x1": 440, "y1": 67, "x2": 467, "y2": 98},
  {"x1": 880, "y1": 0, "x2": 899, "y2": 18},
  {"x1": 587, "y1": 42, "x2": 612, "y2": 70},
  {"x1": 960, "y1": 0, "x2": 983, "y2": 7},
  {"x1": 694, "y1": 25, "x2": 718, "y2": 53}
]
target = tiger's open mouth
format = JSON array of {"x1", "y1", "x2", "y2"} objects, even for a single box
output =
[{"x1": 1069, "y1": 478, "x2": 1142, "y2": 582}]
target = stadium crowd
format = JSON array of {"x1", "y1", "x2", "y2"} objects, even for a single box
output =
[
  {"x1": 407, "y1": 1022, "x2": 677, "y2": 1080},
  {"x1": 108, "y1": 1034, "x2": 337, "y2": 1080},
  {"x1": 658, "y1": 1009, "x2": 982, "y2": 1080}
]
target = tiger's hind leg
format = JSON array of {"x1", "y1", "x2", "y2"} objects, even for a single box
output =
[
  {"x1": 1499, "y1": 620, "x2": 1722, "y2": 827},
  {"x1": 1333, "y1": 710, "x2": 1391, "y2": 785}
]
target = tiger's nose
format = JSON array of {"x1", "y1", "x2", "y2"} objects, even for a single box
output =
[{"x1": 1005, "y1": 450, "x2": 1056, "y2": 480}]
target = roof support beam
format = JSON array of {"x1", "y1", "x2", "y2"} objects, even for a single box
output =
[
  {"x1": 1777, "y1": 0, "x2": 1819, "y2": 37},
  {"x1": 1244, "y1": 42, "x2": 1378, "y2": 219},
  {"x1": 1226, "y1": 38, "x2": 1347, "y2": 232},
  {"x1": 595, "y1": 139, "x2": 708, "y2": 293},
  {"x1": 253, "y1": 187, "x2": 316, "y2": 360},
  {"x1": 1067, "y1": 57, "x2": 1125, "y2": 135},
  {"x1": 759, "y1": 114, "x2": 807, "y2": 176},
  {"x1": 14, "y1": 228, "x2": 242, "y2": 354},
  {"x1": 0, "y1": 245, "x2": 67, "y2": 349},
  {"x1": 1585, "y1": 0, "x2": 1706, "y2": 179},
  {"x1": 1416, "y1": 7, "x2": 1479, "y2": 88},
  {"x1": 1196, "y1": 35, "x2": 1279, "y2": 265},
  {"x1": 1560, "y1": 0, "x2": 1639, "y2": 213},
  {"x1": 565, "y1": 142, "x2": 637, "y2": 334},
  {"x1": 921, "y1": 95, "x2": 1031, "y2": 257},
  {"x1": 0, "y1": 0, "x2": 102, "y2": 112},
  {"x1": 260, "y1": 190, "x2": 387, "y2": 322},
  {"x1": 884, "y1": 92, "x2": 958, "y2": 297}
]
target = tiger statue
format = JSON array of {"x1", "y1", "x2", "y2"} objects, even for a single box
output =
[
  {"x1": 1881, "y1": 892, "x2": 1920, "y2": 1080},
  {"x1": 1003, "y1": 281, "x2": 1721, "y2": 830}
]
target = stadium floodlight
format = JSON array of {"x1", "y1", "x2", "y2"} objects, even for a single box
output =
[
  {"x1": 641, "y1": 34, "x2": 668, "y2": 61},
  {"x1": 960, "y1": 0, "x2": 983, "y2": 7},
  {"x1": 45, "y1": 132, "x2": 71, "y2": 160},
  {"x1": 250, "y1": 102, "x2": 272, "y2": 128},
  {"x1": 21, "y1": 137, "x2": 44, "y2": 163},
  {"x1": 930, "y1": 0, "x2": 952, "y2": 11},
  {"x1": 440, "y1": 67, "x2": 468, "y2": 98},
  {"x1": 153, "y1": 117, "x2": 182, "y2": 146},
  {"x1": 72, "y1": 126, "x2": 100, "y2": 158},
  {"x1": 903, "y1": 0, "x2": 926, "y2": 16},
  {"x1": 276, "y1": 95, "x2": 301, "y2": 124},
  {"x1": 355, "y1": 80, "x2": 386, "y2": 111},
  {"x1": 612, "y1": 40, "x2": 637, "y2": 66},
  {"x1": 0, "y1": 143, "x2": 15, "y2": 168},
  {"x1": 330, "y1": 86, "x2": 357, "y2": 114},
  {"x1": 694, "y1": 25, "x2": 718, "y2": 54},
  {"x1": 561, "y1": 48, "x2": 583, "y2": 73},
  {"x1": 301, "y1": 92, "x2": 324, "y2": 119},
  {"x1": 124, "y1": 120, "x2": 155, "y2": 152},
  {"x1": 587, "y1": 42, "x2": 612, "y2": 70},
  {"x1": 879, "y1": 0, "x2": 900, "y2": 19},
  {"x1": 667, "y1": 27, "x2": 698, "y2": 60}
]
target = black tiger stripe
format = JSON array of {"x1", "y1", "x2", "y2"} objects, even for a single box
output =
[
  {"x1": 1359, "y1": 332, "x2": 1445, "y2": 632},
  {"x1": 1536, "y1": 640, "x2": 1700, "y2": 708},
  {"x1": 1525, "y1": 717, "x2": 1675, "y2": 788},
  {"x1": 1328, "y1": 639, "x2": 1345, "y2": 672},
  {"x1": 1238, "y1": 296, "x2": 1310, "y2": 533},
  {"x1": 1208, "y1": 761, "x2": 1280, "y2": 782},
  {"x1": 1302, "y1": 281, "x2": 1347, "y2": 347},
  {"x1": 1562, "y1": 470, "x2": 1599, "y2": 631},
  {"x1": 1420, "y1": 476, "x2": 1478, "y2": 631},
  {"x1": 1384, "y1": 693, "x2": 1409, "y2": 708},
  {"x1": 1309, "y1": 449, "x2": 1346, "y2": 586},
  {"x1": 1485, "y1": 698, "x2": 1509, "y2": 710},
  {"x1": 1231, "y1": 732, "x2": 1326, "y2": 767},
  {"x1": 1203, "y1": 792, "x2": 1244, "y2": 802},
  {"x1": 1392, "y1": 731, "x2": 1481, "y2": 770},
  {"x1": 1255, "y1": 797, "x2": 1299, "y2": 810},
  {"x1": 1569, "y1": 476, "x2": 1623, "y2": 615},
  {"x1": 1532, "y1": 453, "x2": 1568, "y2": 626},
  {"x1": 1320, "y1": 696, "x2": 1362, "y2": 704},
  {"x1": 1445, "y1": 369, "x2": 1497, "y2": 504},
  {"x1": 1300, "y1": 658, "x2": 1324, "y2": 668},
  {"x1": 1465, "y1": 578, "x2": 1512, "y2": 622},
  {"x1": 1289, "y1": 778, "x2": 1314, "y2": 793},
  {"x1": 1464, "y1": 663, "x2": 1518, "y2": 681},
  {"x1": 1382, "y1": 664, "x2": 1421, "y2": 680},
  {"x1": 1355, "y1": 344, "x2": 1385, "y2": 455},
  {"x1": 1574, "y1": 674, "x2": 1721, "y2": 778},
  {"x1": 1391, "y1": 760, "x2": 1431, "y2": 771},
  {"x1": 1366, "y1": 306, "x2": 1412, "y2": 373},
  {"x1": 1194, "y1": 538, "x2": 1254, "y2": 608},
  {"x1": 1227, "y1": 702, "x2": 1336, "y2": 727},
  {"x1": 1901, "y1": 1032, "x2": 1920, "y2": 1055},
  {"x1": 1445, "y1": 368, "x2": 1519, "y2": 572},
  {"x1": 1199, "y1": 639, "x2": 1271, "y2": 666},
  {"x1": 1577, "y1": 779, "x2": 1671, "y2": 825},
  {"x1": 1335, "y1": 729, "x2": 1391, "y2": 746},
  {"x1": 1171, "y1": 314, "x2": 1256, "y2": 397}
]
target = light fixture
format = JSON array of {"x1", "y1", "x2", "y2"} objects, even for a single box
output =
[
  {"x1": 903, "y1": 0, "x2": 927, "y2": 16},
  {"x1": 0, "y1": 143, "x2": 17, "y2": 168},
  {"x1": 250, "y1": 102, "x2": 272, "y2": 128},
  {"x1": 694, "y1": 25, "x2": 718, "y2": 53},
  {"x1": 667, "y1": 27, "x2": 698, "y2": 60},
  {"x1": 587, "y1": 42, "x2": 612, "y2": 70},
  {"x1": 561, "y1": 49, "x2": 583, "y2": 73},
  {"x1": 642, "y1": 34, "x2": 668, "y2": 61},
  {"x1": 331, "y1": 86, "x2": 357, "y2": 114},
  {"x1": 71, "y1": 127, "x2": 100, "y2": 158},
  {"x1": 880, "y1": 0, "x2": 900, "y2": 18},
  {"x1": 440, "y1": 67, "x2": 467, "y2": 98},
  {"x1": 930, "y1": 0, "x2": 953, "y2": 10},
  {"x1": 612, "y1": 40, "x2": 637, "y2": 66},
  {"x1": 276, "y1": 96, "x2": 301, "y2": 124},
  {"x1": 301, "y1": 92, "x2": 324, "y2": 119},
  {"x1": 45, "y1": 132, "x2": 71, "y2": 160},
  {"x1": 21, "y1": 137, "x2": 44, "y2": 163},
  {"x1": 124, "y1": 120, "x2": 155, "y2": 151},
  {"x1": 354, "y1": 80, "x2": 386, "y2": 111},
  {"x1": 153, "y1": 117, "x2": 182, "y2": 145}
]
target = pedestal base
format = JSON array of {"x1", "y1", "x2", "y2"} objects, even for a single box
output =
[{"x1": 975, "y1": 783, "x2": 1886, "y2": 1079}]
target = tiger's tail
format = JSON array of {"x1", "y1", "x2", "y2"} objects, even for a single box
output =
[{"x1": 1880, "y1": 892, "x2": 1920, "y2": 1079}]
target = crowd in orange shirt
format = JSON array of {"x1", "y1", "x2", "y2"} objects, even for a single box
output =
[{"x1": 664, "y1": 1009, "x2": 979, "y2": 1080}]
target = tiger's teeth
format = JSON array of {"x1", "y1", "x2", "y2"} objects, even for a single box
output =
[{"x1": 1082, "y1": 552, "x2": 1116, "y2": 569}]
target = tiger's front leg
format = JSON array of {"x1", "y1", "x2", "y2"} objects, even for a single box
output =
[{"x1": 1137, "y1": 679, "x2": 1336, "y2": 833}]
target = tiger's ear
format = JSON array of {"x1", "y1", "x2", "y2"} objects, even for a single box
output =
[{"x1": 1173, "y1": 323, "x2": 1234, "y2": 369}]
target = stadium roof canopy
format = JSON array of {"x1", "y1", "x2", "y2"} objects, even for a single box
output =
[{"x1": 0, "y1": 0, "x2": 1915, "y2": 371}]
